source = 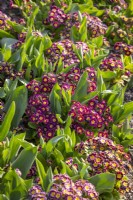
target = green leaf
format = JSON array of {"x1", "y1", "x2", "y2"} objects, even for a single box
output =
[
  {"x1": 121, "y1": 139, "x2": 133, "y2": 148},
  {"x1": 88, "y1": 173, "x2": 116, "y2": 194},
  {"x1": 36, "y1": 158, "x2": 46, "y2": 188},
  {"x1": 112, "y1": 125, "x2": 120, "y2": 139},
  {"x1": 43, "y1": 36, "x2": 52, "y2": 50},
  {"x1": 46, "y1": 135, "x2": 65, "y2": 154},
  {"x1": 0, "y1": 194, "x2": 9, "y2": 200},
  {"x1": 71, "y1": 26, "x2": 79, "y2": 41},
  {"x1": 12, "y1": 146, "x2": 38, "y2": 178},
  {"x1": 0, "y1": 30, "x2": 14, "y2": 39},
  {"x1": 27, "y1": 7, "x2": 39, "y2": 28},
  {"x1": 80, "y1": 164, "x2": 89, "y2": 179},
  {"x1": 53, "y1": 148, "x2": 64, "y2": 163},
  {"x1": 97, "y1": 68, "x2": 106, "y2": 92},
  {"x1": 72, "y1": 71, "x2": 88, "y2": 102},
  {"x1": 101, "y1": 71, "x2": 117, "y2": 80},
  {"x1": 92, "y1": 36, "x2": 103, "y2": 48},
  {"x1": 9, "y1": 133, "x2": 26, "y2": 162},
  {"x1": 7, "y1": 20, "x2": 24, "y2": 33},
  {"x1": 2, "y1": 48, "x2": 11, "y2": 62},
  {"x1": 8, "y1": 49, "x2": 21, "y2": 63},
  {"x1": 79, "y1": 16, "x2": 88, "y2": 42},
  {"x1": 4, "y1": 86, "x2": 28, "y2": 128},
  {"x1": 0, "y1": 101, "x2": 15, "y2": 142},
  {"x1": 1, "y1": 38, "x2": 18, "y2": 49},
  {"x1": 82, "y1": 91, "x2": 99, "y2": 104},
  {"x1": 42, "y1": 167, "x2": 53, "y2": 192},
  {"x1": 0, "y1": 88, "x2": 6, "y2": 98},
  {"x1": 49, "y1": 83, "x2": 62, "y2": 114},
  {"x1": 116, "y1": 101, "x2": 133, "y2": 123},
  {"x1": 61, "y1": 161, "x2": 73, "y2": 176}
]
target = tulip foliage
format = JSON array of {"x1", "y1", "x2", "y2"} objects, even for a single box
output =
[{"x1": 0, "y1": 0, "x2": 133, "y2": 199}]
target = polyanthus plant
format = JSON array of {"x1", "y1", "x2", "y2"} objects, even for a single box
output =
[
  {"x1": 68, "y1": 136, "x2": 132, "y2": 197},
  {"x1": 0, "y1": 1, "x2": 133, "y2": 200}
]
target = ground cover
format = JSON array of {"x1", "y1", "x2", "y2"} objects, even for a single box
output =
[{"x1": 0, "y1": 0, "x2": 133, "y2": 199}]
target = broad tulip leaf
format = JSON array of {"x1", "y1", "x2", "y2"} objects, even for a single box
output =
[
  {"x1": 4, "y1": 86, "x2": 28, "y2": 128},
  {"x1": 12, "y1": 146, "x2": 38, "y2": 178},
  {"x1": 88, "y1": 173, "x2": 116, "y2": 194},
  {"x1": 0, "y1": 101, "x2": 15, "y2": 142},
  {"x1": 72, "y1": 71, "x2": 88, "y2": 102}
]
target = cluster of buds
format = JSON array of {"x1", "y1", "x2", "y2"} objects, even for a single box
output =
[
  {"x1": 25, "y1": 91, "x2": 60, "y2": 141},
  {"x1": 48, "y1": 174, "x2": 99, "y2": 200},
  {"x1": 45, "y1": 5, "x2": 67, "y2": 28},
  {"x1": 0, "y1": 62, "x2": 24, "y2": 85},
  {"x1": 74, "y1": 137, "x2": 131, "y2": 195},
  {"x1": 58, "y1": 67, "x2": 97, "y2": 94},
  {"x1": 29, "y1": 185, "x2": 47, "y2": 200},
  {"x1": 29, "y1": 174, "x2": 99, "y2": 199},
  {"x1": 120, "y1": 16, "x2": 133, "y2": 28},
  {"x1": 0, "y1": 11, "x2": 11, "y2": 30},
  {"x1": 112, "y1": 5, "x2": 122, "y2": 13},
  {"x1": 12, "y1": 31, "x2": 43, "y2": 50},
  {"x1": 45, "y1": 6, "x2": 107, "y2": 39},
  {"x1": 27, "y1": 163, "x2": 37, "y2": 179},
  {"x1": 27, "y1": 67, "x2": 96, "y2": 95},
  {"x1": 12, "y1": 125, "x2": 25, "y2": 134},
  {"x1": 109, "y1": 0, "x2": 127, "y2": 9},
  {"x1": 116, "y1": 29, "x2": 127, "y2": 39},
  {"x1": 46, "y1": 39, "x2": 89, "y2": 68},
  {"x1": 27, "y1": 74, "x2": 57, "y2": 94},
  {"x1": 18, "y1": 31, "x2": 43, "y2": 42},
  {"x1": 69, "y1": 97, "x2": 113, "y2": 136},
  {"x1": 86, "y1": 14, "x2": 107, "y2": 38},
  {"x1": 114, "y1": 42, "x2": 133, "y2": 56},
  {"x1": 100, "y1": 54, "x2": 123, "y2": 71},
  {"x1": 60, "y1": 12, "x2": 107, "y2": 39}
]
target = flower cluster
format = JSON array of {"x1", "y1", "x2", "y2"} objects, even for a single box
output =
[
  {"x1": 11, "y1": 31, "x2": 43, "y2": 50},
  {"x1": 0, "y1": 61, "x2": 24, "y2": 85},
  {"x1": 27, "y1": 66, "x2": 96, "y2": 95},
  {"x1": 69, "y1": 97, "x2": 113, "y2": 136},
  {"x1": 74, "y1": 137, "x2": 131, "y2": 195},
  {"x1": 26, "y1": 67, "x2": 97, "y2": 140},
  {"x1": 109, "y1": 0, "x2": 127, "y2": 9},
  {"x1": 112, "y1": 5, "x2": 122, "y2": 13},
  {"x1": 0, "y1": 11, "x2": 11, "y2": 30},
  {"x1": 100, "y1": 54, "x2": 123, "y2": 71},
  {"x1": 29, "y1": 174, "x2": 99, "y2": 199},
  {"x1": 27, "y1": 74, "x2": 57, "y2": 94},
  {"x1": 48, "y1": 174, "x2": 99, "y2": 200},
  {"x1": 46, "y1": 39, "x2": 89, "y2": 68},
  {"x1": 58, "y1": 67, "x2": 97, "y2": 94},
  {"x1": 27, "y1": 163, "x2": 37, "y2": 179},
  {"x1": 114, "y1": 42, "x2": 133, "y2": 56},
  {"x1": 18, "y1": 31, "x2": 43, "y2": 42},
  {"x1": 29, "y1": 185, "x2": 47, "y2": 200},
  {"x1": 120, "y1": 16, "x2": 133, "y2": 29},
  {"x1": 45, "y1": 5, "x2": 67, "y2": 28},
  {"x1": 45, "y1": 6, "x2": 107, "y2": 39},
  {"x1": 61, "y1": 12, "x2": 107, "y2": 39},
  {"x1": 26, "y1": 91, "x2": 59, "y2": 141}
]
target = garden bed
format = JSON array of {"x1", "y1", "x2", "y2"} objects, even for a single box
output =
[{"x1": 0, "y1": 0, "x2": 133, "y2": 200}]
